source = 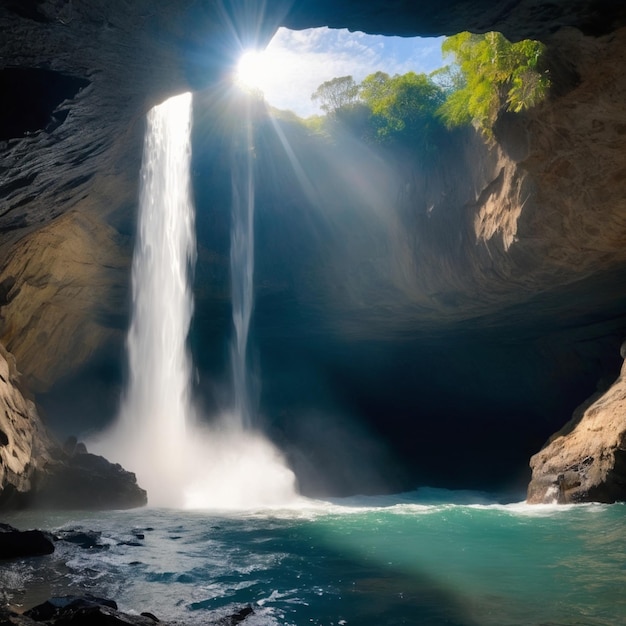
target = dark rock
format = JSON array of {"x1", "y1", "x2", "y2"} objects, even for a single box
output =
[
  {"x1": 74, "y1": 443, "x2": 88, "y2": 455},
  {"x1": 214, "y1": 606, "x2": 254, "y2": 626},
  {"x1": 62, "y1": 437, "x2": 78, "y2": 456},
  {"x1": 25, "y1": 595, "x2": 118, "y2": 622},
  {"x1": 229, "y1": 606, "x2": 254, "y2": 624},
  {"x1": 33, "y1": 453, "x2": 147, "y2": 510},
  {"x1": 55, "y1": 529, "x2": 103, "y2": 550},
  {"x1": 19, "y1": 596, "x2": 168, "y2": 626},
  {"x1": 0, "y1": 525, "x2": 54, "y2": 559}
]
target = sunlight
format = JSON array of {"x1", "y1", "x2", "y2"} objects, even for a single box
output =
[
  {"x1": 236, "y1": 48, "x2": 284, "y2": 94},
  {"x1": 233, "y1": 28, "x2": 445, "y2": 117}
]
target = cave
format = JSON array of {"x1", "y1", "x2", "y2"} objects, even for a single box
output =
[
  {"x1": 0, "y1": 0, "x2": 625, "y2": 504},
  {"x1": 1, "y1": 2, "x2": 626, "y2": 624}
]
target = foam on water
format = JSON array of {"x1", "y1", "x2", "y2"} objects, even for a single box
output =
[{"x1": 3, "y1": 494, "x2": 625, "y2": 626}]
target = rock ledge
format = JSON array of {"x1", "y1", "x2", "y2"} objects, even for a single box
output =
[{"x1": 527, "y1": 342, "x2": 626, "y2": 503}]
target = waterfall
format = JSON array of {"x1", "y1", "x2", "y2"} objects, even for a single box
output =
[
  {"x1": 230, "y1": 115, "x2": 255, "y2": 428},
  {"x1": 90, "y1": 92, "x2": 195, "y2": 507},
  {"x1": 92, "y1": 92, "x2": 298, "y2": 509}
]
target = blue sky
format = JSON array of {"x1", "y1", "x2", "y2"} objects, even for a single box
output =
[{"x1": 238, "y1": 27, "x2": 446, "y2": 118}]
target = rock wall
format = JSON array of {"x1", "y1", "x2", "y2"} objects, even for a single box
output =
[
  {"x1": 0, "y1": 208, "x2": 128, "y2": 392},
  {"x1": 0, "y1": 343, "x2": 50, "y2": 506},
  {"x1": 0, "y1": 342, "x2": 146, "y2": 509}
]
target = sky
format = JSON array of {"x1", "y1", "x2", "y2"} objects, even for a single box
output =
[{"x1": 236, "y1": 27, "x2": 446, "y2": 118}]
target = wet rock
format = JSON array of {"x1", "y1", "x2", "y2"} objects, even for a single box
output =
[
  {"x1": 24, "y1": 595, "x2": 118, "y2": 622},
  {"x1": 0, "y1": 523, "x2": 54, "y2": 559},
  {"x1": 55, "y1": 529, "x2": 103, "y2": 550},
  {"x1": 227, "y1": 606, "x2": 254, "y2": 624},
  {"x1": 0, "y1": 595, "x2": 254, "y2": 626}
]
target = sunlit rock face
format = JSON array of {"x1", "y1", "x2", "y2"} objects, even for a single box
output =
[
  {"x1": 0, "y1": 1, "x2": 626, "y2": 499},
  {"x1": 0, "y1": 343, "x2": 146, "y2": 509},
  {"x1": 527, "y1": 344, "x2": 626, "y2": 504},
  {"x1": 0, "y1": 344, "x2": 50, "y2": 506}
]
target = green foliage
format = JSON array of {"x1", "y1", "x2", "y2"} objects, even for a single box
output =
[
  {"x1": 309, "y1": 71, "x2": 447, "y2": 157},
  {"x1": 311, "y1": 76, "x2": 360, "y2": 114},
  {"x1": 359, "y1": 71, "x2": 446, "y2": 148},
  {"x1": 438, "y1": 31, "x2": 549, "y2": 135}
]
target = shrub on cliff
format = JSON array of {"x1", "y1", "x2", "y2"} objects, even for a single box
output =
[{"x1": 437, "y1": 31, "x2": 550, "y2": 135}]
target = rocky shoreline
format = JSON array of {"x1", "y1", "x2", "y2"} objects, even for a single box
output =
[
  {"x1": 0, "y1": 522, "x2": 255, "y2": 626},
  {"x1": 0, "y1": 597, "x2": 254, "y2": 626}
]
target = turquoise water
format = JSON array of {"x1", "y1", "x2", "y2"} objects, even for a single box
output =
[{"x1": 2, "y1": 491, "x2": 625, "y2": 625}]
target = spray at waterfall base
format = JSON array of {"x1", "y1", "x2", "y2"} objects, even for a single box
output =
[{"x1": 91, "y1": 92, "x2": 298, "y2": 509}]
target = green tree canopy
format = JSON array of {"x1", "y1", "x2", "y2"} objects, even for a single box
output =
[
  {"x1": 311, "y1": 75, "x2": 360, "y2": 114},
  {"x1": 360, "y1": 71, "x2": 446, "y2": 144},
  {"x1": 437, "y1": 31, "x2": 549, "y2": 135}
]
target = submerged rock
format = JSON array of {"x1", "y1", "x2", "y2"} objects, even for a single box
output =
[{"x1": 527, "y1": 342, "x2": 626, "y2": 503}]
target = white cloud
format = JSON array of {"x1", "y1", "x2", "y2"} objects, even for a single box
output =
[{"x1": 254, "y1": 27, "x2": 446, "y2": 117}]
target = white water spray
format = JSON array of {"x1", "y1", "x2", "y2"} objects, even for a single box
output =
[{"x1": 91, "y1": 92, "x2": 298, "y2": 509}]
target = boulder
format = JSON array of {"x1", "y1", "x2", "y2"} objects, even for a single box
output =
[
  {"x1": 24, "y1": 595, "x2": 118, "y2": 622},
  {"x1": 0, "y1": 523, "x2": 54, "y2": 559},
  {"x1": 527, "y1": 343, "x2": 626, "y2": 503},
  {"x1": 33, "y1": 452, "x2": 147, "y2": 510}
]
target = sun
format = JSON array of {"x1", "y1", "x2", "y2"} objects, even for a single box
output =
[{"x1": 235, "y1": 50, "x2": 270, "y2": 92}]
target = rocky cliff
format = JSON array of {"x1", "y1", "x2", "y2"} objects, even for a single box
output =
[
  {"x1": 0, "y1": 0, "x2": 625, "y2": 502},
  {"x1": 528, "y1": 342, "x2": 626, "y2": 503},
  {"x1": 0, "y1": 344, "x2": 146, "y2": 509}
]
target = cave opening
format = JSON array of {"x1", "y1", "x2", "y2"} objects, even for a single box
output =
[{"x1": 233, "y1": 26, "x2": 445, "y2": 118}]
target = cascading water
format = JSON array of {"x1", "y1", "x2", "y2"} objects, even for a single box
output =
[
  {"x1": 229, "y1": 113, "x2": 255, "y2": 429},
  {"x1": 92, "y1": 92, "x2": 298, "y2": 509},
  {"x1": 91, "y1": 93, "x2": 195, "y2": 508}
]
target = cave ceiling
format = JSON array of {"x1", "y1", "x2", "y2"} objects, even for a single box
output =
[{"x1": 1, "y1": 0, "x2": 625, "y2": 237}]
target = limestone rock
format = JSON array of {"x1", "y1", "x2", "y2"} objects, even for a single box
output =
[
  {"x1": 0, "y1": 343, "x2": 146, "y2": 510},
  {"x1": 0, "y1": 208, "x2": 129, "y2": 392},
  {"x1": 527, "y1": 346, "x2": 626, "y2": 503},
  {"x1": 0, "y1": 343, "x2": 53, "y2": 507}
]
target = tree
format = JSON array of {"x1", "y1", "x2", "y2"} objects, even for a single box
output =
[
  {"x1": 311, "y1": 76, "x2": 360, "y2": 114},
  {"x1": 359, "y1": 71, "x2": 446, "y2": 150},
  {"x1": 437, "y1": 31, "x2": 550, "y2": 135}
]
